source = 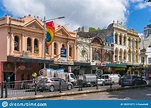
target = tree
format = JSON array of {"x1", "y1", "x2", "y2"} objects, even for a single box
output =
[{"x1": 89, "y1": 27, "x2": 96, "y2": 32}]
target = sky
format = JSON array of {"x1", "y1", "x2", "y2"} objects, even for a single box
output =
[{"x1": 0, "y1": 0, "x2": 151, "y2": 34}]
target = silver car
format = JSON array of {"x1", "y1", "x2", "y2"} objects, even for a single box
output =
[{"x1": 38, "y1": 77, "x2": 73, "y2": 92}]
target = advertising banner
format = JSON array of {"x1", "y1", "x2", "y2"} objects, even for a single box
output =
[{"x1": 60, "y1": 47, "x2": 67, "y2": 61}]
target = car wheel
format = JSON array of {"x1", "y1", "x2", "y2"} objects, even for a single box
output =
[
  {"x1": 121, "y1": 84, "x2": 124, "y2": 87},
  {"x1": 49, "y1": 86, "x2": 55, "y2": 92},
  {"x1": 102, "y1": 82, "x2": 105, "y2": 86},
  {"x1": 67, "y1": 84, "x2": 72, "y2": 90},
  {"x1": 143, "y1": 81, "x2": 147, "y2": 85},
  {"x1": 39, "y1": 89, "x2": 43, "y2": 92}
]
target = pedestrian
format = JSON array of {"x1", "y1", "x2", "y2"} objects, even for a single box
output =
[{"x1": 32, "y1": 72, "x2": 37, "y2": 83}]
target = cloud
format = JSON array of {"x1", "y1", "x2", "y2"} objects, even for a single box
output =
[
  {"x1": 2, "y1": 0, "x2": 129, "y2": 30},
  {"x1": 128, "y1": 0, "x2": 151, "y2": 9}
]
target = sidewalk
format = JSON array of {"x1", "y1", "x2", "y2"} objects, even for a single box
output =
[{"x1": 0, "y1": 85, "x2": 150, "y2": 100}]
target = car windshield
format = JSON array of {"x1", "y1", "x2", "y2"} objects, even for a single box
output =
[
  {"x1": 39, "y1": 78, "x2": 47, "y2": 83},
  {"x1": 70, "y1": 74, "x2": 75, "y2": 79}
]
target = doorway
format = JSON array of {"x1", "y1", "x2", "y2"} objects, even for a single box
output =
[{"x1": 4, "y1": 72, "x2": 15, "y2": 82}]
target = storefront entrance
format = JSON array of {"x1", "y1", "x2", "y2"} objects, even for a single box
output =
[{"x1": 4, "y1": 72, "x2": 15, "y2": 82}]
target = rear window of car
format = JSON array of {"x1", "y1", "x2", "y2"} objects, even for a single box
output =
[
  {"x1": 51, "y1": 78, "x2": 60, "y2": 81},
  {"x1": 124, "y1": 76, "x2": 131, "y2": 79}
]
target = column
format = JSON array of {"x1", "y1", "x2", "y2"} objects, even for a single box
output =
[
  {"x1": 32, "y1": 38, "x2": 34, "y2": 53},
  {"x1": 10, "y1": 34, "x2": 14, "y2": 54}
]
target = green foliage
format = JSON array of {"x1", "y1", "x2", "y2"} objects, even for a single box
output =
[
  {"x1": 147, "y1": 24, "x2": 151, "y2": 27},
  {"x1": 89, "y1": 27, "x2": 96, "y2": 32},
  {"x1": 89, "y1": 27, "x2": 102, "y2": 32}
]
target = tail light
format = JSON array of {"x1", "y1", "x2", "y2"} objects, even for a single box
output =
[{"x1": 45, "y1": 79, "x2": 50, "y2": 83}]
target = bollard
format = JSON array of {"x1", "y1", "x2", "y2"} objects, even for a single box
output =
[
  {"x1": 5, "y1": 81, "x2": 7, "y2": 98},
  {"x1": 59, "y1": 79, "x2": 62, "y2": 93},
  {"x1": 1, "y1": 82, "x2": 4, "y2": 98},
  {"x1": 110, "y1": 78, "x2": 112, "y2": 89},
  {"x1": 96, "y1": 77, "x2": 98, "y2": 90},
  {"x1": 35, "y1": 82, "x2": 37, "y2": 95}
]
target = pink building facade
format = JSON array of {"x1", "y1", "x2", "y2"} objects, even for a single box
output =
[{"x1": 0, "y1": 15, "x2": 77, "y2": 83}]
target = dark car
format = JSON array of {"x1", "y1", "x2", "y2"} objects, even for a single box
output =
[{"x1": 120, "y1": 75, "x2": 147, "y2": 87}]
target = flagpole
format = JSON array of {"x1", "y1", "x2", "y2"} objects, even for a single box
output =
[
  {"x1": 43, "y1": 16, "x2": 65, "y2": 69},
  {"x1": 43, "y1": 17, "x2": 46, "y2": 69}
]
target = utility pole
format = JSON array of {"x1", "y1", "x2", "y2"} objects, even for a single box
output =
[
  {"x1": 132, "y1": 38, "x2": 135, "y2": 74},
  {"x1": 43, "y1": 16, "x2": 65, "y2": 69}
]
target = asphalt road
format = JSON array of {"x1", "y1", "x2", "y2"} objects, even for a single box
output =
[{"x1": 38, "y1": 87, "x2": 151, "y2": 100}]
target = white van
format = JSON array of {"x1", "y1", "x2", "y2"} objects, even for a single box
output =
[
  {"x1": 109, "y1": 74, "x2": 121, "y2": 84},
  {"x1": 64, "y1": 72, "x2": 77, "y2": 86},
  {"x1": 101, "y1": 74, "x2": 120, "y2": 84}
]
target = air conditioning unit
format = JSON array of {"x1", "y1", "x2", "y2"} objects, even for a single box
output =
[{"x1": 22, "y1": 51, "x2": 30, "y2": 58}]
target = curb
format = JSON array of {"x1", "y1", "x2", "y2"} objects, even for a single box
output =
[{"x1": 1, "y1": 85, "x2": 151, "y2": 100}]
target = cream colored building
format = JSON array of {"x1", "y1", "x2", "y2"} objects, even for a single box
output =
[{"x1": 112, "y1": 21, "x2": 140, "y2": 66}]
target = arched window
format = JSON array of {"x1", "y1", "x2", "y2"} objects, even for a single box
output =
[
  {"x1": 54, "y1": 42, "x2": 57, "y2": 55},
  {"x1": 124, "y1": 50, "x2": 127, "y2": 60},
  {"x1": 124, "y1": 36, "x2": 126, "y2": 45},
  {"x1": 69, "y1": 45, "x2": 72, "y2": 57},
  {"x1": 104, "y1": 52, "x2": 110, "y2": 61},
  {"x1": 14, "y1": 35, "x2": 19, "y2": 51},
  {"x1": 119, "y1": 34, "x2": 122, "y2": 45},
  {"x1": 93, "y1": 49, "x2": 100, "y2": 61},
  {"x1": 115, "y1": 33, "x2": 118, "y2": 44},
  {"x1": 27, "y1": 38, "x2": 32, "y2": 52},
  {"x1": 34, "y1": 39, "x2": 39, "y2": 53}
]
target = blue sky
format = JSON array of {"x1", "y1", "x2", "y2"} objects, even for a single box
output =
[{"x1": 0, "y1": 0, "x2": 151, "y2": 34}]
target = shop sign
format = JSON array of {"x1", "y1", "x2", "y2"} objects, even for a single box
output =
[
  {"x1": 96, "y1": 62, "x2": 102, "y2": 66},
  {"x1": 90, "y1": 62, "x2": 96, "y2": 65},
  {"x1": 54, "y1": 61, "x2": 74, "y2": 65}
]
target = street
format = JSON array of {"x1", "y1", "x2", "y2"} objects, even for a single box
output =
[
  {"x1": 2, "y1": 84, "x2": 120, "y2": 98},
  {"x1": 38, "y1": 87, "x2": 151, "y2": 100}
]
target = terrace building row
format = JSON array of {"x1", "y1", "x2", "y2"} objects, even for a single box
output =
[{"x1": 0, "y1": 15, "x2": 143, "y2": 83}]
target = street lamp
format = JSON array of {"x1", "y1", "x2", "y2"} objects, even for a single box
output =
[{"x1": 43, "y1": 16, "x2": 65, "y2": 69}]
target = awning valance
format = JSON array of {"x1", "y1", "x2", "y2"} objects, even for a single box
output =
[{"x1": 7, "y1": 56, "x2": 54, "y2": 64}]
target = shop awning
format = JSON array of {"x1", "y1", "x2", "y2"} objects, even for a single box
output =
[
  {"x1": 106, "y1": 63, "x2": 127, "y2": 68},
  {"x1": 7, "y1": 56, "x2": 54, "y2": 64},
  {"x1": 74, "y1": 62, "x2": 91, "y2": 66}
]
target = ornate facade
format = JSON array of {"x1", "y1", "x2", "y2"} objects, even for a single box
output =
[{"x1": 0, "y1": 15, "x2": 76, "y2": 83}]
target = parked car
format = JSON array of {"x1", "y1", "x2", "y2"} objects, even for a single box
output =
[
  {"x1": 100, "y1": 74, "x2": 112, "y2": 85},
  {"x1": 97, "y1": 78, "x2": 106, "y2": 86},
  {"x1": 37, "y1": 77, "x2": 73, "y2": 92},
  {"x1": 120, "y1": 75, "x2": 147, "y2": 87}
]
